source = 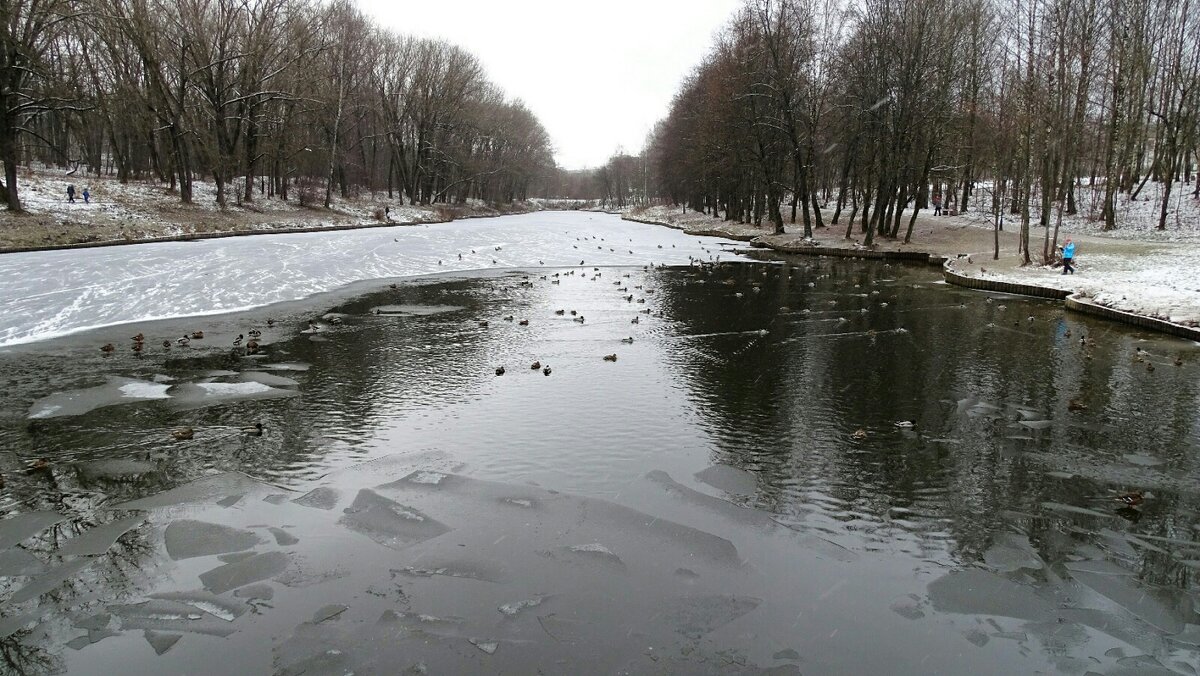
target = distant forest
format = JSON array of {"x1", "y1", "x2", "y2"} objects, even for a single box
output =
[
  {"x1": 597, "y1": 0, "x2": 1199, "y2": 260},
  {"x1": 0, "y1": 0, "x2": 564, "y2": 211}
]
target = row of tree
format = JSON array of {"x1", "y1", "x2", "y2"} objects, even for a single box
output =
[
  {"x1": 635, "y1": 0, "x2": 1200, "y2": 261},
  {"x1": 1, "y1": 0, "x2": 559, "y2": 211}
]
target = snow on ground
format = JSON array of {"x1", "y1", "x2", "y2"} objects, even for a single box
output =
[
  {"x1": 0, "y1": 169, "x2": 572, "y2": 249},
  {"x1": 0, "y1": 211, "x2": 747, "y2": 347},
  {"x1": 623, "y1": 204, "x2": 766, "y2": 238},
  {"x1": 949, "y1": 246, "x2": 1200, "y2": 327},
  {"x1": 959, "y1": 180, "x2": 1200, "y2": 243}
]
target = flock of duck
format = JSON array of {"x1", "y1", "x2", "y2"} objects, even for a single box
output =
[
  {"x1": 101, "y1": 324, "x2": 272, "y2": 356},
  {"x1": 484, "y1": 266, "x2": 653, "y2": 377},
  {"x1": 97, "y1": 321, "x2": 278, "y2": 444}
]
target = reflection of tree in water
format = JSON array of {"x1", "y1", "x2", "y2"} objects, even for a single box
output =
[
  {"x1": 0, "y1": 508, "x2": 158, "y2": 676},
  {"x1": 0, "y1": 636, "x2": 62, "y2": 675},
  {"x1": 657, "y1": 257, "x2": 1200, "y2": 598}
]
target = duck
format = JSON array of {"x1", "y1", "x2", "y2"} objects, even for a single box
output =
[
  {"x1": 518, "y1": 319, "x2": 529, "y2": 326},
  {"x1": 574, "y1": 316, "x2": 585, "y2": 323},
  {"x1": 246, "y1": 340, "x2": 260, "y2": 354},
  {"x1": 171, "y1": 427, "x2": 194, "y2": 441},
  {"x1": 504, "y1": 315, "x2": 514, "y2": 322},
  {"x1": 248, "y1": 329, "x2": 262, "y2": 338},
  {"x1": 1115, "y1": 491, "x2": 1143, "y2": 507},
  {"x1": 621, "y1": 337, "x2": 634, "y2": 344},
  {"x1": 495, "y1": 366, "x2": 505, "y2": 376},
  {"x1": 190, "y1": 331, "x2": 204, "y2": 340},
  {"x1": 543, "y1": 366, "x2": 552, "y2": 376},
  {"x1": 26, "y1": 458, "x2": 51, "y2": 473},
  {"x1": 1175, "y1": 356, "x2": 1184, "y2": 367},
  {"x1": 131, "y1": 332, "x2": 145, "y2": 342},
  {"x1": 570, "y1": 310, "x2": 577, "y2": 316},
  {"x1": 132, "y1": 342, "x2": 144, "y2": 353},
  {"x1": 894, "y1": 420, "x2": 916, "y2": 428},
  {"x1": 242, "y1": 422, "x2": 264, "y2": 436},
  {"x1": 267, "y1": 318, "x2": 276, "y2": 327},
  {"x1": 1067, "y1": 398, "x2": 1087, "y2": 412},
  {"x1": 530, "y1": 361, "x2": 541, "y2": 370},
  {"x1": 479, "y1": 321, "x2": 489, "y2": 328},
  {"x1": 851, "y1": 429, "x2": 868, "y2": 441},
  {"x1": 631, "y1": 316, "x2": 640, "y2": 324},
  {"x1": 162, "y1": 340, "x2": 171, "y2": 349},
  {"x1": 100, "y1": 343, "x2": 116, "y2": 353},
  {"x1": 233, "y1": 334, "x2": 244, "y2": 346},
  {"x1": 603, "y1": 354, "x2": 618, "y2": 362},
  {"x1": 176, "y1": 335, "x2": 191, "y2": 346},
  {"x1": 555, "y1": 309, "x2": 565, "y2": 315},
  {"x1": 1146, "y1": 362, "x2": 1155, "y2": 372}
]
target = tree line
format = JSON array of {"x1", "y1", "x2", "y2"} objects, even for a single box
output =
[
  {"x1": 0, "y1": 0, "x2": 558, "y2": 212},
  {"x1": 626, "y1": 0, "x2": 1199, "y2": 261}
]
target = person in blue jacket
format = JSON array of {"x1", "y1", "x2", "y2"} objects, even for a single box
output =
[{"x1": 1061, "y1": 239, "x2": 1076, "y2": 275}]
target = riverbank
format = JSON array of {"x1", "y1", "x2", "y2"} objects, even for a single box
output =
[
  {"x1": 0, "y1": 170, "x2": 586, "y2": 253},
  {"x1": 623, "y1": 204, "x2": 1200, "y2": 339}
]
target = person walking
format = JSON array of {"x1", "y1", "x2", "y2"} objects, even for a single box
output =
[
  {"x1": 66, "y1": 184, "x2": 76, "y2": 203},
  {"x1": 1061, "y1": 239, "x2": 1076, "y2": 275},
  {"x1": 932, "y1": 193, "x2": 942, "y2": 216},
  {"x1": 82, "y1": 187, "x2": 90, "y2": 204}
]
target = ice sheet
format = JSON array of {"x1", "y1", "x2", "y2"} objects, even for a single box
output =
[{"x1": 0, "y1": 212, "x2": 746, "y2": 346}]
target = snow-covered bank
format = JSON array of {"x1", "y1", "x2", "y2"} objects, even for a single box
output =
[
  {"x1": 0, "y1": 170, "x2": 593, "y2": 252},
  {"x1": 0, "y1": 212, "x2": 746, "y2": 347},
  {"x1": 946, "y1": 246, "x2": 1200, "y2": 329},
  {"x1": 624, "y1": 201, "x2": 1200, "y2": 335}
]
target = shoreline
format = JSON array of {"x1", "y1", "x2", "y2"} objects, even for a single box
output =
[
  {"x1": 0, "y1": 202, "x2": 572, "y2": 256},
  {"x1": 623, "y1": 207, "x2": 1200, "y2": 343}
]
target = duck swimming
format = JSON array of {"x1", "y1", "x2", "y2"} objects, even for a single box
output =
[
  {"x1": 894, "y1": 420, "x2": 916, "y2": 428},
  {"x1": 851, "y1": 429, "x2": 868, "y2": 440},
  {"x1": 100, "y1": 343, "x2": 116, "y2": 353},
  {"x1": 242, "y1": 422, "x2": 264, "y2": 436},
  {"x1": 531, "y1": 361, "x2": 541, "y2": 370},
  {"x1": 1115, "y1": 491, "x2": 1143, "y2": 507},
  {"x1": 495, "y1": 366, "x2": 506, "y2": 376},
  {"x1": 172, "y1": 427, "x2": 194, "y2": 441},
  {"x1": 603, "y1": 354, "x2": 617, "y2": 362},
  {"x1": 190, "y1": 331, "x2": 204, "y2": 340}
]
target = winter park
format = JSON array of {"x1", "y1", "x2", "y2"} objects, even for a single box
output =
[{"x1": 0, "y1": 0, "x2": 1199, "y2": 674}]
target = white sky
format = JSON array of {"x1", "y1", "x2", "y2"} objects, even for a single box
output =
[{"x1": 358, "y1": 0, "x2": 743, "y2": 170}]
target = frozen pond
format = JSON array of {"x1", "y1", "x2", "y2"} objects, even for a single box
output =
[
  {"x1": 0, "y1": 215, "x2": 1198, "y2": 674},
  {"x1": 0, "y1": 211, "x2": 742, "y2": 347}
]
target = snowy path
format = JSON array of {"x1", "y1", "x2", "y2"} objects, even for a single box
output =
[{"x1": 0, "y1": 212, "x2": 743, "y2": 347}]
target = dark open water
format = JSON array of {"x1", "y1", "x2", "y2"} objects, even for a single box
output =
[{"x1": 0, "y1": 250, "x2": 1197, "y2": 674}]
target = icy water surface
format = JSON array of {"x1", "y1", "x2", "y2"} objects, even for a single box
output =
[
  {"x1": 0, "y1": 219, "x2": 1199, "y2": 674},
  {"x1": 0, "y1": 211, "x2": 741, "y2": 346}
]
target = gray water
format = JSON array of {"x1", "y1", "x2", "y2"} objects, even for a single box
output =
[{"x1": 0, "y1": 215, "x2": 1198, "y2": 674}]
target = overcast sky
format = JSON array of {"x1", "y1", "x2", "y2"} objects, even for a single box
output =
[{"x1": 358, "y1": 0, "x2": 743, "y2": 170}]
